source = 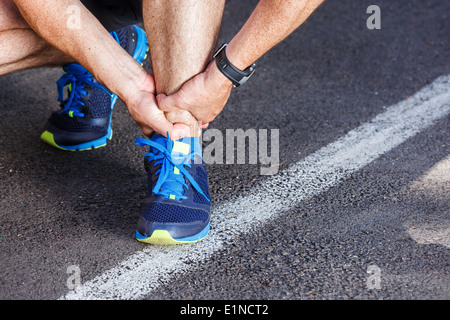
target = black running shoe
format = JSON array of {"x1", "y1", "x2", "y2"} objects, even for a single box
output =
[
  {"x1": 41, "y1": 25, "x2": 149, "y2": 151},
  {"x1": 135, "y1": 134, "x2": 211, "y2": 245}
]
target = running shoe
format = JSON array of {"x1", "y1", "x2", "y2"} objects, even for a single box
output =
[
  {"x1": 41, "y1": 25, "x2": 149, "y2": 151},
  {"x1": 135, "y1": 134, "x2": 211, "y2": 245}
]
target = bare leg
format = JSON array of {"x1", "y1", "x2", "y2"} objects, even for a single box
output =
[
  {"x1": 142, "y1": 0, "x2": 225, "y2": 137},
  {"x1": 0, "y1": 0, "x2": 72, "y2": 75}
]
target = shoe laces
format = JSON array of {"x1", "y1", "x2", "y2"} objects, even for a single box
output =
[
  {"x1": 135, "y1": 136, "x2": 210, "y2": 202},
  {"x1": 56, "y1": 63, "x2": 111, "y2": 118}
]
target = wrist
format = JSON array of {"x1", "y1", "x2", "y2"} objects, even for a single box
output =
[
  {"x1": 121, "y1": 75, "x2": 155, "y2": 114},
  {"x1": 116, "y1": 63, "x2": 154, "y2": 105},
  {"x1": 207, "y1": 59, "x2": 234, "y2": 91},
  {"x1": 224, "y1": 40, "x2": 252, "y2": 71},
  {"x1": 213, "y1": 43, "x2": 256, "y2": 87}
]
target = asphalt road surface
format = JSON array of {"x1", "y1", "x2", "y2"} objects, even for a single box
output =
[{"x1": 0, "y1": 0, "x2": 449, "y2": 301}]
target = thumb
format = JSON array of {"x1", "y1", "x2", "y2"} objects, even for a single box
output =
[
  {"x1": 152, "y1": 113, "x2": 191, "y2": 140},
  {"x1": 157, "y1": 93, "x2": 186, "y2": 113},
  {"x1": 171, "y1": 123, "x2": 192, "y2": 140},
  {"x1": 147, "y1": 113, "x2": 175, "y2": 138}
]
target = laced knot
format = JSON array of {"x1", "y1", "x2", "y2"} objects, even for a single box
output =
[
  {"x1": 56, "y1": 63, "x2": 111, "y2": 117},
  {"x1": 135, "y1": 136, "x2": 209, "y2": 202}
]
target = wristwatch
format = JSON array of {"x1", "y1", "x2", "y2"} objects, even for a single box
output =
[{"x1": 213, "y1": 43, "x2": 256, "y2": 87}]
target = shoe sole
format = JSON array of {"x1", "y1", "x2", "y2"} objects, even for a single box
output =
[
  {"x1": 41, "y1": 25, "x2": 149, "y2": 151},
  {"x1": 40, "y1": 122, "x2": 114, "y2": 151},
  {"x1": 135, "y1": 223, "x2": 210, "y2": 245}
]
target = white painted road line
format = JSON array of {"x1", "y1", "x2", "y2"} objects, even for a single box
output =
[{"x1": 61, "y1": 75, "x2": 450, "y2": 300}]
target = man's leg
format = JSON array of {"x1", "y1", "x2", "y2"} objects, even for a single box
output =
[
  {"x1": 135, "y1": 0, "x2": 225, "y2": 245},
  {"x1": 143, "y1": 0, "x2": 225, "y2": 136},
  {"x1": 0, "y1": 0, "x2": 72, "y2": 75}
]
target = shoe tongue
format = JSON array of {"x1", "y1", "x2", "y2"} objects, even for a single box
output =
[
  {"x1": 150, "y1": 134, "x2": 202, "y2": 164},
  {"x1": 149, "y1": 133, "x2": 169, "y2": 146},
  {"x1": 62, "y1": 63, "x2": 88, "y2": 75}
]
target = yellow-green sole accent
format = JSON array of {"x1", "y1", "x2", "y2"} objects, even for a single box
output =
[
  {"x1": 40, "y1": 131, "x2": 73, "y2": 151},
  {"x1": 40, "y1": 130, "x2": 112, "y2": 152},
  {"x1": 136, "y1": 225, "x2": 210, "y2": 245}
]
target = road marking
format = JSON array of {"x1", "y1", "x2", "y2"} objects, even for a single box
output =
[
  {"x1": 405, "y1": 155, "x2": 450, "y2": 249},
  {"x1": 61, "y1": 75, "x2": 450, "y2": 300},
  {"x1": 410, "y1": 154, "x2": 450, "y2": 197},
  {"x1": 406, "y1": 223, "x2": 450, "y2": 249}
]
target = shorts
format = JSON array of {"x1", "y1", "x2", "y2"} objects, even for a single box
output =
[
  {"x1": 81, "y1": 0, "x2": 143, "y2": 32},
  {"x1": 81, "y1": 0, "x2": 231, "y2": 32}
]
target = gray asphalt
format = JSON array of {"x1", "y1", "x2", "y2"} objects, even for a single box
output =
[{"x1": 0, "y1": 0, "x2": 449, "y2": 300}]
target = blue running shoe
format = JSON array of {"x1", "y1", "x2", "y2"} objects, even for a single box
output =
[
  {"x1": 41, "y1": 25, "x2": 149, "y2": 151},
  {"x1": 135, "y1": 134, "x2": 211, "y2": 245}
]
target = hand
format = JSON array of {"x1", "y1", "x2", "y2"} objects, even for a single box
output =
[
  {"x1": 124, "y1": 72, "x2": 191, "y2": 139},
  {"x1": 156, "y1": 59, "x2": 233, "y2": 125}
]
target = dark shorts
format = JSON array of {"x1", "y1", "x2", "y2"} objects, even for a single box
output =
[
  {"x1": 81, "y1": 0, "x2": 231, "y2": 32},
  {"x1": 81, "y1": 0, "x2": 143, "y2": 32}
]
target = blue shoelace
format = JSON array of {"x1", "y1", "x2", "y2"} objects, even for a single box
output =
[
  {"x1": 135, "y1": 137, "x2": 210, "y2": 202},
  {"x1": 56, "y1": 63, "x2": 111, "y2": 117}
]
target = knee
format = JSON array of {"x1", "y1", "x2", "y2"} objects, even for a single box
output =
[{"x1": 0, "y1": 0, "x2": 30, "y2": 32}]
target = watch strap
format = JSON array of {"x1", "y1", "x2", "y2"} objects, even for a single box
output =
[{"x1": 214, "y1": 43, "x2": 255, "y2": 87}]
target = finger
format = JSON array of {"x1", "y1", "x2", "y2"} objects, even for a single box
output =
[
  {"x1": 171, "y1": 123, "x2": 192, "y2": 140},
  {"x1": 157, "y1": 93, "x2": 186, "y2": 113},
  {"x1": 140, "y1": 114, "x2": 189, "y2": 140},
  {"x1": 147, "y1": 113, "x2": 178, "y2": 139}
]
